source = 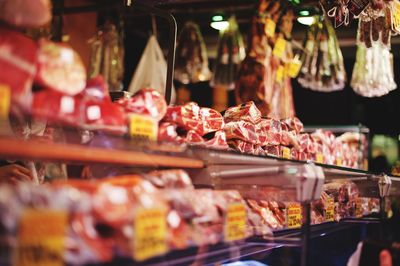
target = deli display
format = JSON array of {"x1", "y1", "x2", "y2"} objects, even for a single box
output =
[{"x1": 0, "y1": 0, "x2": 399, "y2": 266}]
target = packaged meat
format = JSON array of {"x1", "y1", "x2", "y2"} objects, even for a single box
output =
[
  {"x1": 145, "y1": 169, "x2": 194, "y2": 189},
  {"x1": 203, "y1": 130, "x2": 230, "y2": 150},
  {"x1": 116, "y1": 88, "x2": 167, "y2": 121},
  {"x1": 35, "y1": 40, "x2": 87, "y2": 95},
  {"x1": 351, "y1": 4, "x2": 397, "y2": 97},
  {"x1": 32, "y1": 89, "x2": 83, "y2": 126},
  {"x1": 282, "y1": 117, "x2": 304, "y2": 134},
  {"x1": 235, "y1": 1, "x2": 282, "y2": 116},
  {"x1": 246, "y1": 199, "x2": 284, "y2": 230},
  {"x1": 228, "y1": 139, "x2": 257, "y2": 154},
  {"x1": 257, "y1": 118, "x2": 282, "y2": 146},
  {"x1": 297, "y1": 14, "x2": 346, "y2": 92},
  {"x1": 174, "y1": 22, "x2": 211, "y2": 84},
  {"x1": 223, "y1": 101, "x2": 262, "y2": 124},
  {"x1": 210, "y1": 16, "x2": 245, "y2": 90},
  {"x1": 0, "y1": 0, "x2": 51, "y2": 28},
  {"x1": 0, "y1": 26, "x2": 37, "y2": 114},
  {"x1": 89, "y1": 21, "x2": 124, "y2": 91},
  {"x1": 163, "y1": 102, "x2": 224, "y2": 136},
  {"x1": 268, "y1": 9, "x2": 296, "y2": 119},
  {"x1": 81, "y1": 84, "x2": 127, "y2": 134},
  {"x1": 185, "y1": 130, "x2": 204, "y2": 144},
  {"x1": 158, "y1": 122, "x2": 184, "y2": 143},
  {"x1": 224, "y1": 121, "x2": 259, "y2": 144},
  {"x1": 264, "y1": 145, "x2": 281, "y2": 157}
]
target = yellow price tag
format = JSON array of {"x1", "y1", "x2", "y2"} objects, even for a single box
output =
[
  {"x1": 325, "y1": 197, "x2": 335, "y2": 222},
  {"x1": 275, "y1": 65, "x2": 285, "y2": 83},
  {"x1": 15, "y1": 209, "x2": 67, "y2": 266},
  {"x1": 0, "y1": 84, "x2": 11, "y2": 119},
  {"x1": 272, "y1": 37, "x2": 287, "y2": 59},
  {"x1": 129, "y1": 114, "x2": 158, "y2": 141},
  {"x1": 316, "y1": 153, "x2": 324, "y2": 164},
  {"x1": 133, "y1": 208, "x2": 168, "y2": 261},
  {"x1": 265, "y1": 18, "x2": 276, "y2": 37},
  {"x1": 287, "y1": 203, "x2": 302, "y2": 229},
  {"x1": 282, "y1": 147, "x2": 291, "y2": 159},
  {"x1": 224, "y1": 203, "x2": 247, "y2": 242},
  {"x1": 286, "y1": 59, "x2": 302, "y2": 78}
]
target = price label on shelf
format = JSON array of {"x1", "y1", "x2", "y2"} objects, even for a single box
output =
[
  {"x1": 224, "y1": 203, "x2": 247, "y2": 242},
  {"x1": 325, "y1": 197, "x2": 335, "y2": 222},
  {"x1": 272, "y1": 37, "x2": 287, "y2": 59},
  {"x1": 287, "y1": 203, "x2": 302, "y2": 229},
  {"x1": 15, "y1": 209, "x2": 67, "y2": 266},
  {"x1": 129, "y1": 114, "x2": 158, "y2": 141},
  {"x1": 336, "y1": 157, "x2": 342, "y2": 167},
  {"x1": 133, "y1": 208, "x2": 168, "y2": 261},
  {"x1": 316, "y1": 153, "x2": 324, "y2": 164},
  {"x1": 282, "y1": 147, "x2": 291, "y2": 159},
  {"x1": 265, "y1": 18, "x2": 276, "y2": 37},
  {"x1": 0, "y1": 84, "x2": 11, "y2": 119}
]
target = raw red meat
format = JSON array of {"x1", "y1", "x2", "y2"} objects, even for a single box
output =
[
  {"x1": 0, "y1": 0, "x2": 51, "y2": 28},
  {"x1": 185, "y1": 130, "x2": 204, "y2": 144},
  {"x1": 224, "y1": 121, "x2": 259, "y2": 144},
  {"x1": 35, "y1": 40, "x2": 86, "y2": 95},
  {"x1": 0, "y1": 26, "x2": 38, "y2": 113},
  {"x1": 203, "y1": 130, "x2": 229, "y2": 150},
  {"x1": 158, "y1": 122, "x2": 184, "y2": 143},
  {"x1": 163, "y1": 102, "x2": 224, "y2": 136},
  {"x1": 258, "y1": 118, "x2": 282, "y2": 146},
  {"x1": 145, "y1": 169, "x2": 194, "y2": 189},
  {"x1": 228, "y1": 139, "x2": 255, "y2": 154},
  {"x1": 282, "y1": 117, "x2": 304, "y2": 133},
  {"x1": 116, "y1": 88, "x2": 167, "y2": 121},
  {"x1": 223, "y1": 101, "x2": 262, "y2": 124},
  {"x1": 32, "y1": 89, "x2": 83, "y2": 126},
  {"x1": 264, "y1": 145, "x2": 281, "y2": 157}
]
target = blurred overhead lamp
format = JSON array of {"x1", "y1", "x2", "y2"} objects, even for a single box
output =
[
  {"x1": 297, "y1": 16, "x2": 316, "y2": 25},
  {"x1": 296, "y1": 7, "x2": 318, "y2": 26},
  {"x1": 211, "y1": 14, "x2": 229, "y2": 31}
]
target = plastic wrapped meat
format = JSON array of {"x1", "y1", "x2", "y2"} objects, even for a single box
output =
[
  {"x1": 246, "y1": 199, "x2": 284, "y2": 230},
  {"x1": 351, "y1": 5, "x2": 397, "y2": 97},
  {"x1": 35, "y1": 40, "x2": 87, "y2": 95},
  {"x1": 210, "y1": 16, "x2": 245, "y2": 90},
  {"x1": 145, "y1": 170, "x2": 194, "y2": 189},
  {"x1": 282, "y1": 117, "x2": 304, "y2": 134},
  {"x1": 32, "y1": 89, "x2": 83, "y2": 126},
  {"x1": 116, "y1": 88, "x2": 167, "y2": 121},
  {"x1": 235, "y1": 1, "x2": 282, "y2": 116},
  {"x1": 203, "y1": 130, "x2": 229, "y2": 150},
  {"x1": 163, "y1": 102, "x2": 224, "y2": 136},
  {"x1": 0, "y1": 26, "x2": 37, "y2": 114},
  {"x1": 88, "y1": 21, "x2": 124, "y2": 91},
  {"x1": 224, "y1": 121, "x2": 259, "y2": 144},
  {"x1": 268, "y1": 9, "x2": 296, "y2": 119},
  {"x1": 81, "y1": 84, "x2": 127, "y2": 134},
  {"x1": 311, "y1": 200, "x2": 325, "y2": 225},
  {"x1": 162, "y1": 189, "x2": 222, "y2": 246},
  {"x1": 0, "y1": 0, "x2": 51, "y2": 28},
  {"x1": 280, "y1": 123, "x2": 300, "y2": 150},
  {"x1": 185, "y1": 130, "x2": 204, "y2": 144},
  {"x1": 297, "y1": 14, "x2": 346, "y2": 92},
  {"x1": 158, "y1": 122, "x2": 184, "y2": 143},
  {"x1": 258, "y1": 118, "x2": 282, "y2": 146},
  {"x1": 223, "y1": 101, "x2": 262, "y2": 124},
  {"x1": 228, "y1": 139, "x2": 256, "y2": 154},
  {"x1": 322, "y1": 181, "x2": 359, "y2": 220},
  {"x1": 174, "y1": 22, "x2": 211, "y2": 84},
  {"x1": 264, "y1": 145, "x2": 280, "y2": 157}
]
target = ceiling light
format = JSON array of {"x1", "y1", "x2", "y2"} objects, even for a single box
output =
[
  {"x1": 211, "y1": 21, "x2": 229, "y2": 31},
  {"x1": 299, "y1": 10, "x2": 310, "y2": 16},
  {"x1": 212, "y1": 15, "x2": 224, "y2": 22},
  {"x1": 297, "y1": 16, "x2": 316, "y2": 26}
]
